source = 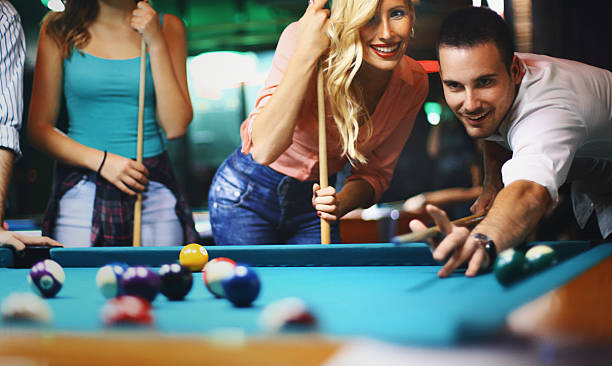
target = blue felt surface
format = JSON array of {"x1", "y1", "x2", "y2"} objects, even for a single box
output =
[{"x1": 1, "y1": 243, "x2": 610, "y2": 345}]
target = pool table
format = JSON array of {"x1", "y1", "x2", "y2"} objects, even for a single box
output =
[{"x1": 1, "y1": 242, "x2": 611, "y2": 365}]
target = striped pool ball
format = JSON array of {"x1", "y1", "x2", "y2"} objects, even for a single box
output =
[
  {"x1": 27, "y1": 259, "x2": 65, "y2": 298},
  {"x1": 525, "y1": 245, "x2": 557, "y2": 272},
  {"x1": 96, "y1": 262, "x2": 129, "y2": 299},
  {"x1": 259, "y1": 297, "x2": 317, "y2": 333},
  {"x1": 203, "y1": 257, "x2": 236, "y2": 298}
]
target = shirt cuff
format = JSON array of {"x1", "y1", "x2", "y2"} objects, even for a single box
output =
[
  {"x1": 0, "y1": 125, "x2": 21, "y2": 158},
  {"x1": 501, "y1": 157, "x2": 559, "y2": 203}
]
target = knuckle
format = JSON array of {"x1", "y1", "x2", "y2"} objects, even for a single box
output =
[{"x1": 456, "y1": 226, "x2": 470, "y2": 235}]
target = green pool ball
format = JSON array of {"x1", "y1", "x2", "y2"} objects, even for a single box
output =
[
  {"x1": 525, "y1": 245, "x2": 557, "y2": 272},
  {"x1": 493, "y1": 248, "x2": 530, "y2": 286}
]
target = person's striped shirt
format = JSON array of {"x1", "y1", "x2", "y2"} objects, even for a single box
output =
[{"x1": 0, "y1": 0, "x2": 24, "y2": 156}]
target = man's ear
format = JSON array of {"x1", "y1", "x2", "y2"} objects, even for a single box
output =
[{"x1": 510, "y1": 55, "x2": 523, "y2": 86}]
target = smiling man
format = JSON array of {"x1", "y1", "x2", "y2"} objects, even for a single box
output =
[{"x1": 410, "y1": 6, "x2": 612, "y2": 277}]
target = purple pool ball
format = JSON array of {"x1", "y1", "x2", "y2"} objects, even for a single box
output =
[
  {"x1": 27, "y1": 259, "x2": 65, "y2": 298},
  {"x1": 120, "y1": 266, "x2": 161, "y2": 303}
]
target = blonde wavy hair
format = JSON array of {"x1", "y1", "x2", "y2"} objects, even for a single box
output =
[{"x1": 324, "y1": 0, "x2": 413, "y2": 166}]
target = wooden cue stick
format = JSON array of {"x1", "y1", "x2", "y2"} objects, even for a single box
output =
[
  {"x1": 392, "y1": 213, "x2": 485, "y2": 243},
  {"x1": 132, "y1": 38, "x2": 146, "y2": 247},
  {"x1": 317, "y1": 60, "x2": 331, "y2": 245}
]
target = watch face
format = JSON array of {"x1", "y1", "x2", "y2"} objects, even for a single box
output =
[
  {"x1": 484, "y1": 241, "x2": 497, "y2": 267},
  {"x1": 484, "y1": 241, "x2": 496, "y2": 255}
]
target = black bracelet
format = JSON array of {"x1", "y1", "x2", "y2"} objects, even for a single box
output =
[
  {"x1": 97, "y1": 150, "x2": 108, "y2": 176},
  {"x1": 472, "y1": 233, "x2": 497, "y2": 271}
]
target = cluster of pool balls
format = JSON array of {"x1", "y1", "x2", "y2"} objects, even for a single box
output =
[
  {"x1": 1, "y1": 243, "x2": 263, "y2": 326},
  {"x1": 2, "y1": 243, "x2": 317, "y2": 332},
  {"x1": 96, "y1": 243, "x2": 262, "y2": 324},
  {"x1": 493, "y1": 244, "x2": 558, "y2": 286}
]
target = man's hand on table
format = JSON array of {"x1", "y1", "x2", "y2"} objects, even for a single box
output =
[{"x1": 409, "y1": 204, "x2": 491, "y2": 278}]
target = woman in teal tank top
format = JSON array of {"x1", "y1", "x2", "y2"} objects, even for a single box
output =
[{"x1": 28, "y1": 0, "x2": 198, "y2": 246}]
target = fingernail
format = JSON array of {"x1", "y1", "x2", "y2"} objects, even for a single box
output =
[{"x1": 317, "y1": 212, "x2": 321, "y2": 216}]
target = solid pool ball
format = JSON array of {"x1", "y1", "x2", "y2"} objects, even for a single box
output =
[
  {"x1": 222, "y1": 265, "x2": 261, "y2": 307},
  {"x1": 27, "y1": 259, "x2": 65, "y2": 298},
  {"x1": 120, "y1": 266, "x2": 161, "y2": 302},
  {"x1": 1, "y1": 292, "x2": 52, "y2": 324},
  {"x1": 493, "y1": 249, "x2": 530, "y2": 286},
  {"x1": 203, "y1": 257, "x2": 236, "y2": 298},
  {"x1": 179, "y1": 243, "x2": 209, "y2": 272},
  {"x1": 158, "y1": 263, "x2": 193, "y2": 300},
  {"x1": 101, "y1": 295, "x2": 153, "y2": 326},
  {"x1": 96, "y1": 262, "x2": 129, "y2": 299},
  {"x1": 525, "y1": 245, "x2": 558, "y2": 272}
]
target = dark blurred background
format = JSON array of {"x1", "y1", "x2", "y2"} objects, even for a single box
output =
[{"x1": 7, "y1": 0, "x2": 612, "y2": 223}]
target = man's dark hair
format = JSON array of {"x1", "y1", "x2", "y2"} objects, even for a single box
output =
[{"x1": 437, "y1": 7, "x2": 516, "y2": 73}]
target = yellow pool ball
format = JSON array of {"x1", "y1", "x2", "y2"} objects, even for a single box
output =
[{"x1": 179, "y1": 244, "x2": 209, "y2": 272}]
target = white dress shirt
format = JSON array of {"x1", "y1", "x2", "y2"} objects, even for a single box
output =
[{"x1": 487, "y1": 53, "x2": 612, "y2": 238}]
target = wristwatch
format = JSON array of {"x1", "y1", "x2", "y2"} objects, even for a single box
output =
[{"x1": 472, "y1": 233, "x2": 497, "y2": 271}]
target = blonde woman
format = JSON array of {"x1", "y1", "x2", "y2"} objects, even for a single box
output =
[
  {"x1": 28, "y1": 0, "x2": 198, "y2": 246},
  {"x1": 209, "y1": 0, "x2": 428, "y2": 244}
]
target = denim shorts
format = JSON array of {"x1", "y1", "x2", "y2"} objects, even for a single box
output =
[{"x1": 208, "y1": 148, "x2": 340, "y2": 245}]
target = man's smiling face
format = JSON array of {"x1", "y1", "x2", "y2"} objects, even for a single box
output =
[{"x1": 439, "y1": 41, "x2": 522, "y2": 139}]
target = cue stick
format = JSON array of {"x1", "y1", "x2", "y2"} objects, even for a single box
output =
[
  {"x1": 392, "y1": 213, "x2": 485, "y2": 244},
  {"x1": 317, "y1": 59, "x2": 331, "y2": 245},
  {"x1": 133, "y1": 37, "x2": 146, "y2": 247}
]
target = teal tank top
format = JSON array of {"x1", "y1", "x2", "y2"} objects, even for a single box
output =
[{"x1": 63, "y1": 41, "x2": 165, "y2": 159}]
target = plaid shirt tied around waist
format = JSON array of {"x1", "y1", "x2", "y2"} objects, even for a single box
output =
[{"x1": 42, "y1": 151, "x2": 200, "y2": 246}]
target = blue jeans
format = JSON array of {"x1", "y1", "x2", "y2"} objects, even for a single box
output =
[{"x1": 208, "y1": 148, "x2": 340, "y2": 245}]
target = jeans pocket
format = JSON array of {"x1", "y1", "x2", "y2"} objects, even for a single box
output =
[{"x1": 209, "y1": 167, "x2": 253, "y2": 209}]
